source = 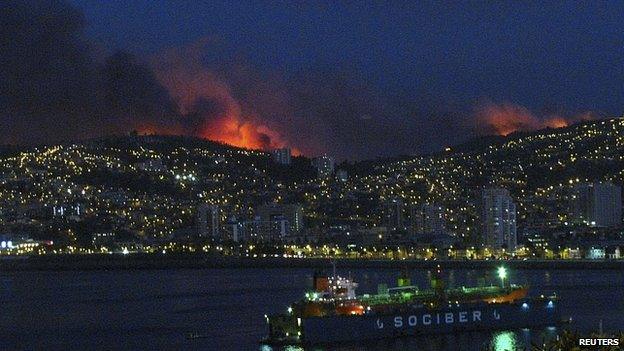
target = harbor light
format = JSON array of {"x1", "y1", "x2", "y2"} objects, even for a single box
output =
[{"x1": 497, "y1": 267, "x2": 507, "y2": 288}]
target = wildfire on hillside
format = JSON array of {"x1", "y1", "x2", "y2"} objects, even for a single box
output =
[{"x1": 477, "y1": 103, "x2": 593, "y2": 136}]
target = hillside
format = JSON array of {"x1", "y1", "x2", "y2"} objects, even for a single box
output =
[
  {"x1": 353, "y1": 118, "x2": 624, "y2": 240},
  {"x1": 0, "y1": 118, "x2": 623, "y2": 245}
]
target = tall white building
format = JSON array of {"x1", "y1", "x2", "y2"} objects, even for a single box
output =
[
  {"x1": 481, "y1": 188, "x2": 517, "y2": 250},
  {"x1": 570, "y1": 182, "x2": 622, "y2": 227}
]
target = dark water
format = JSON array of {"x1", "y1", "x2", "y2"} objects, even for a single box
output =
[{"x1": 1, "y1": 267, "x2": 622, "y2": 350}]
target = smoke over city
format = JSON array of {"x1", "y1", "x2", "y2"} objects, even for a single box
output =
[
  {"x1": 148, "y1": 40, "x2": 290, "y2": 152},
  {"x1": 0, "y1": 1, "x2": 601, "y2": 159}
]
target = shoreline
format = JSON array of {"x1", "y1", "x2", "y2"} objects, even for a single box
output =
[{"x1": 2, "y1": 254, "x2": 624, "y2": 271}]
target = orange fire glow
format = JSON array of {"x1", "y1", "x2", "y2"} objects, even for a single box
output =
[
  {"x1": 542, "y1": 116, "x2": 569, "y2": 130},
  {"x1": 477, "y1": 103, "x2": 589, "y2": 136},
  {"x1": 145, "y1": 41, "x2": 296, "y2": 153},
  {"x1": 199, "y1": 115, "x2": 283, "y2": 151}
]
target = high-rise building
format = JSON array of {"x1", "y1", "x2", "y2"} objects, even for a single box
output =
[
  {"x1": 410, "y1": 203, "x2": 446, "y2": 236},
  {"x1": 312, "y1": 155, "x2": 335, "y2": 178},
  {"x1": 256, "y1": 203, "x2": 304, "y2": 240},
  {"x1": 570, "y1": 182, "x2": 622, "y2": 227},
  {"x1": 385, "y1": 198, "x2": 404, "y2": 231},
  {"x1": 197, "y1": 204, "x2": 220, "y2": 238},
  {"x1": 271, "y1": 148, "x2": 292, "y2": 165},
  {"x1": 481, "y1": 188, "x2": 517, "y2": 250}
]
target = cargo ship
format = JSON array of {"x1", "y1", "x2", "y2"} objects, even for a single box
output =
[{"x1": 263, "y1": 266, "x2": 561, "y2": 345}]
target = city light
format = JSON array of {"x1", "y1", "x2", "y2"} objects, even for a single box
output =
[{"x1": 0, "y1": 119, "x2": 621, "y2": 261}]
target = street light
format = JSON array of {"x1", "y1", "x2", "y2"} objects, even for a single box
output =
[{"x1": 497, "y1": 266, "x2": 507, "y2": 288}]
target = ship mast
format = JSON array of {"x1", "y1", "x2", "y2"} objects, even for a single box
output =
[{"x1": 431, "y1": 264, "x2": 447, "y2": 304}]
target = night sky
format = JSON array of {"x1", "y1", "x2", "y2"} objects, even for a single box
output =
[{"x1": 3, "y1": 1, "x2": 624, "y2": 160}]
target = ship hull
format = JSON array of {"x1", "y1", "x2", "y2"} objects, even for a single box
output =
[{"x1": 292, "y1": 299, "x2": 560, "y2": 344}]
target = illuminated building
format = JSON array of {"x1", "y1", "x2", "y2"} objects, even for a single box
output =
[
  {"x1": 135, "y1": 158, "x2": 167, "y2": 172},
  {"x1": 52, "y1": 204, "x2": 83, "y2": 218},
  {"x1": 585, "y1": 247, "x2": 606, "y2": 260},
  {"x1": 481, "y1": 188, "x2": 517, "y2": 250}
]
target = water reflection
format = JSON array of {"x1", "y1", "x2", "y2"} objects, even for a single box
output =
[
  {"x1": 491, "y1": 331, "x2": 517, "y2": 351},
  {"x1": 261, "y1": 327, "x2": 561, "y2": 351},
  {"x1": 260, "y1": 346, "x2": 306, "y2": 351}
]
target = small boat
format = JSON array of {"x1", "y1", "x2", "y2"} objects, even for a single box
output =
[{"x1": 186, "y1": 332, "x2": 210, "y2": 340}]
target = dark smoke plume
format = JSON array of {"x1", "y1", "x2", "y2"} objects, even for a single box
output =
[
  {"x1": 0, "y1": 0, "x2": 98, "y2": 143},
  {"x1": 0, "y1": 1, "x2": 181, "y2": 144},
  {"x1": 101, "y1": 52, "x2": 180, "y2": 132},
  {"x1": 0, "y1": 1, "x2": 591, "y2": 160}
]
